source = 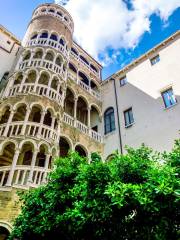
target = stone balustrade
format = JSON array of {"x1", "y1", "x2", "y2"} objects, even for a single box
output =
[
  {"x1": 0, "y1": 165, "x2": 50, "y2": 188},
  {"x1": 0, "y1": 121, "x2": 58, "y2": 143},
  {"x1": 6, "y1": 83, "x2": 63, "y2": 106},
  {"x1": 19, "y1": 59, "x2": 66, "y2": 78},
  {"x1": 27, "y1": 38, "x2": 69, "y2": 58},
  {"x1": 68, "y1": 72, "x2": 101, "y2": 100},
  {"x1": 63, "y1": 113, "x2": 102, "y2": 143}
]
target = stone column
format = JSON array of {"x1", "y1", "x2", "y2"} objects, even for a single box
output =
[
  {"x1": 42, "y1": 154, "x2": 51, "y2": 183},
  {"x1": 3, "y1": 110, "x2": 15, "y2": 137},
  {"x1": 87, "y1": 106, "x2": 91, "y2": 128},
  {"x1": 56, "y1": 82, "x2": 61, "y2": 102},
  {"x1": 19, "y1": 73, "x2": 27, "y2": 92},
  {"x1": 6, "y1": 148, "x2": 21, "y2": 186},
  {"x1": 50, "y1": 116, "x2": 56, "y2": 138},
  {"x1": 37, "y1": 110, "x2": 46, "y2": 138},
  {"x1": 74, "y1": 97, "x2": 78, "y2": 127},
  {"x1": 28, "y1": 149, "x2": 39, "y2": 184},
  {"x1": 21, "y1": 107, "x2": 31, "y2": 135},
  {"x1": 33, "y1": 73, "x2": 40, "y2": 93}
]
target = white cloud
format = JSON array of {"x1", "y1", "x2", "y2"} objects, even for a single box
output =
[{"x1": 55, "y1": 0, "x2": 180, "y2": 64}]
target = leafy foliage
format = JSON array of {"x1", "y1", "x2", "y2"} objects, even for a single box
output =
[{"x1": 9, "y1": 142, "x2": 180, "y2": 240}]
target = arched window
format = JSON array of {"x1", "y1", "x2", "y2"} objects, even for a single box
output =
[
  {"x1": 104, "y1": 107, "x2": 115, "y2": 134},
  {"x1": 0, "y1": 72, "x2": 9, "y2": 84}
]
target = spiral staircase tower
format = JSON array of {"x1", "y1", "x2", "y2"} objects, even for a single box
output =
[{"x1": 0, "y1": 3, "x2": 103, "y2": 234}]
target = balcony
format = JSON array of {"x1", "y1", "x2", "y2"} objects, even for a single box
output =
[
  {"x1": 27, "y1": 38, "x2": 69, "y2": 59},
  {"x1": 0, "y1": 165, "x2": 50, "y2": 189},
  {"x1": 6, "y1": 83, "x2": 63, "y2": 106},
  {"x1": 63, "y1": 113, "x2": 102, "y2": 143},
  {"x1": 68, "y1": 72, "x2": 101, "y2": 100},
  {"x1": 0, "y1": 121, "x2": 58, "y2": 144},
  {"x1": 19, "y1": 59, "x2": 66, "y2": 78}
]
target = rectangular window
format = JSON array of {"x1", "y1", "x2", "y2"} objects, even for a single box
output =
[
  {"x1": 120, "y1": 76, "x2": 127, "y2": 86},
  {"x1": 161, "y1": 88, "x2": 177, "y2": 108},
  {"x1": 124, "y1": 108, "x2": 134, "y2": 127},
  {"x1": 150, "y1": 54, "x2": 160, "y2": 65}
]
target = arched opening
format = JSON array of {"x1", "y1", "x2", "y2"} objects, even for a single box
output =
[
  {"x1": 12, "y1": 104, "x2": 26, "y2": 122},
  {"x1": 59, "y1": 137, "x2": 70, "y2": 157},
  {"x1": 50, "y1": 34, "x2": 58, "y2": 41},
  {"x1": 75, "y1": 145, "x2": 87, "y2": 157},
  {"x1": 38, "y1": 72, "x2": 49, "y2": 86},
  {"x1": 0, "y1": 106, "x2": 11, "y2": 124},
  {"x1": 49, "y1": 9, "x2": 55, "y2": 13},
  {"x1": 14, "y1": 72, "x2": 23, "y2": 85},
  {"x1": 25, "y1": 71, "x2": 36, "y2": 83},
  {"x1": 51, "y1": 77, "x2": 58, "y2": 91},
  {"x1": 34, "y1": 49, "x2": 43, "y2": 59},
  {"x1": 36, "y1": 145, "x2": 46, "y2": 167},
  {"x1": 64, "y1": 16, "x2": 69, "y2": 22},
  {"x1": 40, "y1": 32, "x2": 48, "y2": 39},
  {"x1": 18, "y1": 143, "x2": 33, "y2": 166},
  {"x1": 57, "y1": 11, "x2": 63, "y2": 17},
  {"x1": 59, "y1": 38, "x2": 65, "y2": 46},
  {"x1": 31, "y1": 33, "x2": 38, "y2": 40},
  {"x1": 0, "y1": 226, "x2": 10, "y2": 240},
  {"x1": 90, "y1": 64, "x2": 98, "y2": 73},
  {"x1": 55, "y1": 56, "x2": 62, "y2": 67},
  {"x1": 0, "y1": 142, "x2": 15, "y2": 167},
  {"x1": 45, "y1": 51, "x2": 54, "y2": 62},
  {"x1": 90, "y1": 80, "x2": 99, "y2": 92},
  {"x1": 77, "y1": 97, "x2": 88, "y2": 125},
  {"x1": 23, "y1": 51, "x2": 31, "y2": 61},
  {"x1": 80, "y1": 55, "x2": 89, "y2": 66},
  {"x1": 69, "y1": 62, "x2": 77, "y2": 79},
  {"x1": 104, "y1": 107, "x2": 115, "y2": 135},
  {"x1": 43, "y1": 110, "x2": 52, "y2": 127},
  {"x1": 90, "y1": 106, "x2": 100, "y2": 132},
  {"x1": 64, "y1": 88, "x2": 75, "y2": 117},
  {"x1": 78, "y1": 72, "x2": 89, "y2": 86},
  {"x1": 71, "y1": 48, "x2": 78, "y2": 56},
  {"x1": 29, "y1": 106, "x2": 41, "y2": 123}
]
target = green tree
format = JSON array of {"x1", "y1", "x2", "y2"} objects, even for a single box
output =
[{"x1": 9, "y1": 142, "x2": 180, "y2": 240}]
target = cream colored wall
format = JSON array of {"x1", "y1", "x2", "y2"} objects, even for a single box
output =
[
  {"x1": 0, "y1": 31, "x2": 20, "y2": 80},
  {"x1": 101, "y1": 80, "x2": 120, "y2": 159},
  {"x1": 102, "y1": 36, "x2": 180, "y2": 158}
]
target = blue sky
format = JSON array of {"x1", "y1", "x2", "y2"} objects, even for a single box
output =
[{"x1": 0, "y1": 0, "x2": 179, "y2": 80}]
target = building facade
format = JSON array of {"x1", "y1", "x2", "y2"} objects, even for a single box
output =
[{"x1": 0, "y1": 3, "x2": 179, "y2": 238}]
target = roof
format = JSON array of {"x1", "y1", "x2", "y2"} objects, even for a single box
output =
[
  {"x1": 0, "y1": 24, "x2": 21, "y2": 44},
  {"x1": 103, "y1": 30, "x2": 180, "y2": 85}
]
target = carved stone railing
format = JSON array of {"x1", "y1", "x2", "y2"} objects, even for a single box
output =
[
  {"x1": 0, "y1": 165, "x2": 50, "y2": 188},
  {"x1": 19, "y1": 59, "x2": 66, "y2": 78},
  {"x1": 68, "y1": 73, "x2": 101, "y2": 100},
  {"x1": 63, "y1": 113, "x2": 102, "y2": 143},
  {"x1": 27, "y1": 38, "x2": 69, "y2": 58},
  {"x1": 6, "y1": 83, "x2": 63, "y2": 106},
  {"x1": 0, "y1": 121, "x2": 58, "y2": 144}
]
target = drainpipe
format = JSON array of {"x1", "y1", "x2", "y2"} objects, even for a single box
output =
[{"x1": 112, "y1": 78, "x2": 123, "y2": 154}]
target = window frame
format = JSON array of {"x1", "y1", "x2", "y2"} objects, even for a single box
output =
[
  {"x1": 124, "y1": 107, "x2": 134, "y2": 128},
  {"x1": 150, "y1": 54, "x2": 160, "y2": 66},
  {"x1": 161, "y1": 87, "x2": 177, "y2": 109},
  {"x1": 120, "y1": 76, "x2": 127, "y2": 87},
  {"x1": 104, "y1": 107, "x2": 116, "y2": 135}
]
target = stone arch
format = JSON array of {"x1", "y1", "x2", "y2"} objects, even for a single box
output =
[
  {"x1": 55, "y1": 54, "x2": 63, "y2": 67},
  {"x1": 77, "y1": 95, "x2": 89, "y2": 125},
  {"x1": 38, "y1": 71, "x2": 50, "y2": 86},
  {"x1": 13, "y1": 72, "x2": 23, "y2": 85},
  {"x1": 36, "y1": 143, "x2": 50, "y2": 167},
  {"x1": 71, "y1": 47, "x2": 79, "y2": 56},
  {"x1": 59, "y1": 135, "x2": 72, "y2": 157},
  {"x1": 64, "y1": 87, "x2": 76, "y2": 117},
  {"x1": 0, "y1": 221, "x2": 12, "y2": 239},
  {"x1": 30, "y1": 31, "x2": 38, "y2": 40},
  {"x1": 12, "y1": 103, "x2": 27, "y2": 122},
  {"x1": 25, "y1": 69, "x2": 37, "y2": 84},
  {"x1": 45, "y1": 49, "x2": 56, "y2": 62},
  {"x1": 29, "y1": 103, "x2": 43, "y2": 123},
  {"x1": 74, "y1": 144, "x2": 88, "y2": 157},
  {"x1": 69, "y1": 62, "x2": 77, "y2": 74},
  {"x1": 78, "y1": 70, "x2": 90, "y2": 86},
  {"x1": 39, "y1": 30, "x2": 49, "y2": 39},
  {"x1": 0, "y1": 105, "x2": 11, "y2": 124},
  {"x1": 0, "y1": 140, "x2": 16, "y2": 167},
  {"x1": 22, "y1": 49, "x2": 31, "y2": 61},
  {"x1": 90, "y1": 79, "x2": 100, "y2": 91},
  {"x1": 33, "y1": 47, "x2": 44, "y2": 59}
]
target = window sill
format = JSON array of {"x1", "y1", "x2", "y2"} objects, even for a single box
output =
[
  {"x1": 164, "y1": 102, "x2": 178, "y2": 110},
  {"x1": 125, "y1": 122, "x2": 134, "y2": 128},
  {"x1": 104, "y1": 130, "x2": 116, "y2": 137}
]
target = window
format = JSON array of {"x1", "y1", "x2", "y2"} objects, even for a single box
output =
[
  {"x1": 124, "y1": 108, "x2": 134, "y2": 127},
  {"x1": 104, "y1": 107, "x2": 115, "y2": 134},
  {"x1": 0, "y1": 72, "x2": 9, "y2": 83},
  {"x1": 150, "y1": 54, "x2": 160, "y2": 65},
  {"x1": 7, "y1": 41, "x2": 11, "y2": 45},
  {"x1": 162, "y1": 88, "x2": 177, "y2": 108},
  {"x1": 120, "y1": 76, "x2": 127, "y2": 86}
]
